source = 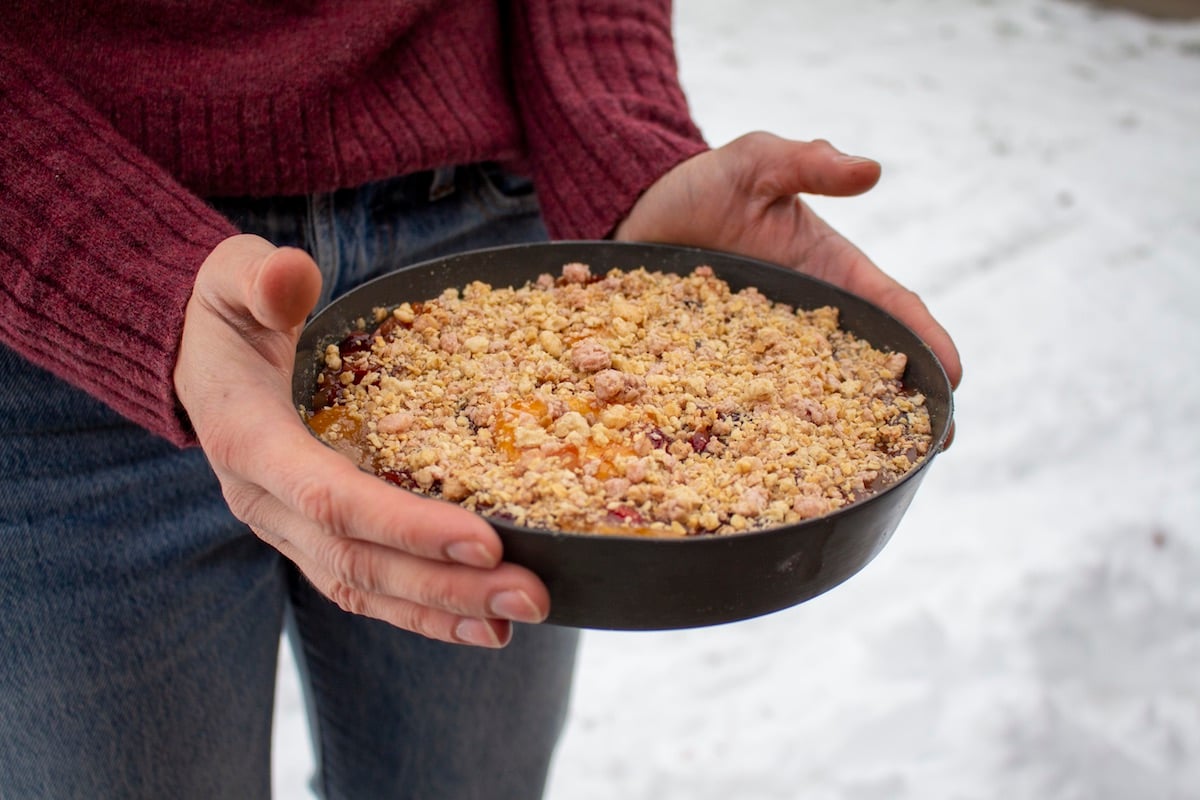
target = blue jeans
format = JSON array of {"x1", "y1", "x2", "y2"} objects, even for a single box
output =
[{"x1": 0, "y1": 164, "x2": 579, "y2": 800}]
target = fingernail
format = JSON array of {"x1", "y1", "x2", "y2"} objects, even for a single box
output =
[
  {"x1": 489, "y1": 589, "x2": 545, "y2": 624},
  {"x1": 837, "y1": 153, "x2": 876, "y2": 165},
  {"x1": 445, "y1": 541, "x2": 495, "y2": 569},
  {"x1": 455, "y1": 617, "x2": 503, "y2": 648}
]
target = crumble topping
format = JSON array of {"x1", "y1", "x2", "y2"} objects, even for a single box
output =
[{"x1": 304, "y1": 263, "x2": 932, "y2": 537}]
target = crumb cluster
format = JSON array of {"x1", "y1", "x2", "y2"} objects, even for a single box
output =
[{"x1": 304, "y1": 263, "x2": 932, "y2": 536}]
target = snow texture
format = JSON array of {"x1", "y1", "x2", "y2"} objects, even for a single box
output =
[{"x1": 273, "y1": 1, "x2": 1200, "y2": 797}]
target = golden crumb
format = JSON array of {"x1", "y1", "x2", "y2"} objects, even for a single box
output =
[{"x1": 304, "y1": 265, "x2": 932, "y2": 536}]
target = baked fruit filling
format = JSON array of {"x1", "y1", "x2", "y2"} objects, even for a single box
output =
[{"x1": 303, "y1": 263, "x2": 933, "y2": 536}]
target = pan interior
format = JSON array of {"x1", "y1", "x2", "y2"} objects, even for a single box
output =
[{"x1": 292, "y1": 241, "x2": 954, "y2": 629}]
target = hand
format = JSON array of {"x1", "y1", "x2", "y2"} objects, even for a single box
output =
[
  {"x1": 615, "y1": 132, "x2": 963, "y2": 390},
  {"x1": 174, "y1": 234, "x2": 549, "y2": 647}
]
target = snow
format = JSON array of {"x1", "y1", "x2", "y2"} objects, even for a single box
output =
[{"x1": 273, "y1": 1, "x2": 1200, "y2": 797}]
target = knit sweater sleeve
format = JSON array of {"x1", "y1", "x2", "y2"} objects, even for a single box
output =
[
  {"x1": 507, "y1": 0, "x2": 710, "y2": 240},
  {"x1": 0, "y1": 38, "x2": 236, "y2": 447}
]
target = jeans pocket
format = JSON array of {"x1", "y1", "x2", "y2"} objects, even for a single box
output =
[{"x1": 474, "y1": 162, "x2": 541, "y2": 215}]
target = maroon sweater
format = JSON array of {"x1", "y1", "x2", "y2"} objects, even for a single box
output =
[{"x1": 0, "y1": 1, "x2": 707, "y2": 446}]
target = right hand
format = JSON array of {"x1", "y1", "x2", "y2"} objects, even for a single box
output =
[{"x1": 174, "y1": 234, "x2": 549, "y2": 647}]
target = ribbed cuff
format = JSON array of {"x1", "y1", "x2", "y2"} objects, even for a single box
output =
[{"x1": 1, "y1": 39, "x2": 236, "y2": 447}]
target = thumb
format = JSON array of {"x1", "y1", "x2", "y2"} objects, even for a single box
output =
[
  {"x1": 249, "y1": 245, "x2": 323, "y2": 333},
  {"x1": 196, "y1": 234, "x2": 323, "y2": 333},
  {"x1": 731, "y1": 133, "x2": 882, "y2": 199}
]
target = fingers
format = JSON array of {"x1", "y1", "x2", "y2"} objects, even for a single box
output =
[
  {"x1": 882, "y1": 286, "x2": 963, "y2": 391},
  {"x1": 728, "y1": 131, "x2": 882, "y2": 200},
  {"x1": 262, "y1": 525, "x2": 520, "y2": 648},
  {"x1": 222, "y1": 403, "x2": 503, "y2": 564},
  {"x1": 300, "y1": 532, "x2": 546, "y2": 628},
  {"x1": 232, "y1": 482, "x2": 544, "y2": 646},
  {"x1": 839, "y1": 259, "x2": 964, "y2": 390},
  {"x1": 202, "y1": 382, "x2": 545, "y2": 648},
  {"x1": 207, "y1": 375, "x2": 522, "y2": 588}
]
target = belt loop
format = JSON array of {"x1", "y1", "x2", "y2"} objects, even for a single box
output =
[{"x1": 428, "y1": 166, "x2": 458, "y2": 202}]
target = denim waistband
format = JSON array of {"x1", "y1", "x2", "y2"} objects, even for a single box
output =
[{"x1": 205, "y1": 162, "x2": 546, "y2": 312}]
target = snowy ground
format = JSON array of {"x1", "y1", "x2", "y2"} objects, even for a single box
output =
[{"x1": 273, "y1": 1, "x2": 1200, "y2": 797}]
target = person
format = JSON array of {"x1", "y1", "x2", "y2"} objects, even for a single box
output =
[{"x1": 0, "y1": 2, "x2": 961, "y2": 798}]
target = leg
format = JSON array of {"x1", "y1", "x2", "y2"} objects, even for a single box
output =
[
  {"x1": 290, "y1": 579, "x2": 578, "y2": 800},
  {"x1": 0, "y1": 344, "x2": 287, "y2": 799}
]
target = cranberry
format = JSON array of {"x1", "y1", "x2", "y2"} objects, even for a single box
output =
[
  {"x1": 605, "y1": 505, "x2": 645, "y2": 525},
  {"x1": 374, "y1": 316, "x2": 402, "y2": 338},
  {"x1": 311, "y1": 384, "x2": 338, "y2": 411},
  {"x1": 380, "y1": 470, "x2": 442, "y2": 495},
  {"x1": 345, "y1": 364, "x2": 372, "y2": 385},
  {"x1": 647, "y1": 428, "x2": 668, "y2": 450},
  {"x1": 379, "y1": 470, "x2": 418, "y2": 490},
  {"x1": 338, "y1": 331, "x2": 374, "y2": 355}
]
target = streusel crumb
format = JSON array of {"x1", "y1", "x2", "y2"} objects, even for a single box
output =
[{"x1": 304, "y1": 264, "x2": 932, "y2": 536}]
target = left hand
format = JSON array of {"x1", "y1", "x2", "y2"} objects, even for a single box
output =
[
  {"x1": 614, "y1": 132, "x2": 962, "y2": 390},
  {"x1": 175, "y1": 235, "x2": 548, "y2": 648}
]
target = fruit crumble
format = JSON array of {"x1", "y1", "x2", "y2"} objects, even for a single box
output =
[{"x1": 303, "y1": 263, "x2": 933, "y2": 536}]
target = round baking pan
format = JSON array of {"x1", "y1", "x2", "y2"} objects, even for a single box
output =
[{"x1": 293, "y1": 241, "x2": 954, "y2": 630}]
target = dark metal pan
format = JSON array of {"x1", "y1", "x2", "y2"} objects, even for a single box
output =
[{"x1": 292, "y1": 242, "x2": 954, "y2": 630}]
